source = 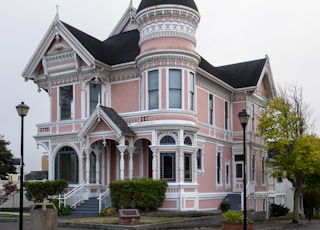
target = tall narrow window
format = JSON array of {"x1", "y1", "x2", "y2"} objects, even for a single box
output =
[
  {"x1": 252, "y1": 104, "x2": 255, "y2": 132},
  {"x1": 148, "y1": 70, "x2": 159, "y2": 110},
  {"x1": 169, "y1": 69, "x2": 182, "y2": 108},
  {"x1": 261, "y1": 156, "x2": 265, "y2": 184},
  {"x1": 226, "y1": 164, "x2": 230, "y2": 185},
  {"x1": 184, "y1": 153, "x2": 192, "y2": 182},
  {"x1": 90, "y1": 152, "x2": 96, "y2": 183},
  {"x1": 225, "y1": 101, "x2": 229, "y2": 130},
  {"x1": 197, "y1": 149, "x2": 203, "y2": 170},
  {"x1": 189, "y1": 72, "x2": 195, "y2": 111},
  {"x1": 209, "y1": 94, "x2": 213, "y2": 125},
  {"x1": 217, "y1": 152, "x2": 221, "y2": 185},
  {"x1": 252, "y1": 154, "x2": 256, "y2": 181},
  {"x1": 60, "y1": 85, "x2": 73, "y2": 120},
  {"x1": 90, "y1": 83, "x2": 101, "y2": 114},
  {"x1": 160, "y1": 152, "x2": 176, "y2": 182},
  {"x1": 235, "y1": 155, "x2": 244, "y2": 179}
]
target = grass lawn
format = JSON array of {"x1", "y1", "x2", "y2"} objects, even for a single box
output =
[{"x1": 65, "y1": 216, "x2": 190, "y2": 225}]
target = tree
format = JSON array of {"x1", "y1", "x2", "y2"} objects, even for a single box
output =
[
  {"x1": 258, "y1": 84, "x2": 320, "y2": 223},
  {"x1": 0, "y1": 135, "x2": 16, "y2": 180}
]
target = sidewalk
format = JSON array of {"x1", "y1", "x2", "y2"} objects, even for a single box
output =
[{"x1": 1, "y1": 212, "x2": 320, "y2": 230}]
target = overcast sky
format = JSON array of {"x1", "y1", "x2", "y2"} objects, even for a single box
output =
[{"x1": 1, "y1": 0, "x2": 319, "y2": 173}]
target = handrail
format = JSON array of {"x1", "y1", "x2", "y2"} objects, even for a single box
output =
[
  {"x1": 97, "y1": 188, "x2": 111, "y2": 213},
  {"x1": 59, "y1": 183, "x2": 87, "y2": 208}
]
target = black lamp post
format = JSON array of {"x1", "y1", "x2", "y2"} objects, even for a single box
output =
[
  {"x1": 16, "y1": 102, "x2": 29, "y2": 230},
  {"x1": 238, "y1": 109, "x2": 250, "y2": 230}
]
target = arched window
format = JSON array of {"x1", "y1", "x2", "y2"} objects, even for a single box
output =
[
  {"x1": 184, "y1": 137, "x2": 192, "y2": 146},
  {"x1": 160, "y1": 135, "x2": 176, "y2": 145},
  {"x1": 55, "y1": 146, "x2": 79, "y2": 184}
]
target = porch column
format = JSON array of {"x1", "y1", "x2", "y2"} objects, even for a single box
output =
[
  {"x1": 127, "y1": 146, "x2": 135, "y2": 180},
  {"x1": 149, "y1": 146, "x2": 157, "y2": 180},
  {"x1": 117, "y1": 145, "x2": 127, "y2": 181},
  {"x1": 193, "y1": 148, "x2": 198, "y2": 184},
  {"x1": 85, "y1": 150, "x2": 90, "y2": 185},
  {"x1": 179, "y1": 147, "x2": 184, "y2": 183},
  {"x1": 96, "y1": 151, "x2": 101, "y2": 185}
]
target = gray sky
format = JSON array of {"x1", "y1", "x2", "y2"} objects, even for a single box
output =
[{"x1": 1, "y1": 0, "x2": 319, "y2": 173}]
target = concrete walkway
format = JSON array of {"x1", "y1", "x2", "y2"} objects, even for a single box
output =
[{"x1": 1, "y1": 212, "x2": 320, "y2": 230}]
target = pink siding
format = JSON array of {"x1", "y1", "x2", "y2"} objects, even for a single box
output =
[
  {"x1": 74, "y1": 83, "x2": 81, "y2": 119},
  {"x1": 215, "y1": 97, "x2": 224, "y2": 129},
  {"x1": 111, "y1": 80, "x2": 139, "y2": 113},
  {"x1": 196, "y1": 88, "x2": 208, "y2": 123},
  {"x1": 141, "y1": 38, "x2": 195, "y2": 53},
  {"x1": 51, "y1": 88, "x2": 57, "y2": 122}
]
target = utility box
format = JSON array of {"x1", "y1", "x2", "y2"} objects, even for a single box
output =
[
  {"x1": 30, "y1": 203, "x2": 58, "y2": 230},
  {"x1": 118, "y1": 209, "x2": 140, "y2": 225}
]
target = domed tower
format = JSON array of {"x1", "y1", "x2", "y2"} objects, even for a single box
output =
[{"x1": 135, "y1": 0, "x2": 201, "y2": 112}]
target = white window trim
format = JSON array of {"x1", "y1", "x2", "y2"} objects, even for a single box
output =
[{"x1": 166, "y1": 68, "x2": 184, "y2": 109}]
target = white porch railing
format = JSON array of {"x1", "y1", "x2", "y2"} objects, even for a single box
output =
[
  {"x1": 59, "y1": 183, "x2": 88, "y2": 208},
  {"x1": 98, "y1": 189, "x2": 111, "y2": 213}
]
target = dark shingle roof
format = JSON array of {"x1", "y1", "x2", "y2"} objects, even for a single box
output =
[
  {"x1": 137, "y1": 0, "x2": 199, "y2": 12},
  {"x1": 62, "y1": 20, "x2": 265, "y2": 89},
  {"x1": 25, "y1": 171, "x2": 48, "y2": 181},
  {"x1": 62, "y1": 21, "x2": 140, "y2": 65},
  {"x1": 100, "y1": 107, "x2": 135, "y2": 136},
  {"x1": 199, "y1": 57, "x2": 267, "y2": 88}
]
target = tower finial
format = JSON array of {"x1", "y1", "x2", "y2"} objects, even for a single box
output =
[{"x1": 55, "y1": 5, "x2": 59, "y2": 21}]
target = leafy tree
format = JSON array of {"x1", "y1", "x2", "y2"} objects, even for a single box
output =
[
  {"x1": 258, "y1": 84, "x2": 320, "y2": 223},
  {"x1": 0, "y1": 135, "x2": 16, "y2": 180}
]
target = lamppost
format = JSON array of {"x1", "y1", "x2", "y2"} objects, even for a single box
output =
[
  {"x1": 16, "y1": 102, "x2": 29, "y2": 230},
  {"x1": 238, "y1": 109, "x2": 250, "y2": 230}
]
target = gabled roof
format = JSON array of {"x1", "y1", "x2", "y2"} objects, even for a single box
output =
[
  {"x1": 137, "y1": 0, "x2": 199, "y2": 12},
  {"x1": 199, "y1": 57, "x2": 268, "y2": 89},
  {"x1": 78, "y1": 106, "x2": 135, "y2": 139},
  {"x1": 63, "y1": 21, "x2": 140, "y2": 66},
  {"x1": 100, "y1": 107, "x2": 135, "y2": 136}
]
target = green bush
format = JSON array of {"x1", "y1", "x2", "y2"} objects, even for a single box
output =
[
  {"x1": 48, "y1": 198, "x2": 72, "y2": 216},
  {"x1": 271, "y1": 203, "x2": 289, "y2": 217},
  {"x1": 219, "y1": 200, "x2": 231, "y2": 213},
  {"x1": 223, "y1": 210, "x2": 250, "y2": 223},
  {"x1": 109, "y1": 178, "x2": 167, "y2": 211},
  {"x1": 24, "y1": 180, "x2": 68, "y2": 203}
]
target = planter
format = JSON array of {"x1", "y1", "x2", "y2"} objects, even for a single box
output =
[{"x1": 222, "y1": 221, "x2": 254, "y2": 230}]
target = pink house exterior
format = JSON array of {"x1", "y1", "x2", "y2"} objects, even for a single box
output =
[{"x1": 22, "y1": 0, "x2": 278, "y2": 213}]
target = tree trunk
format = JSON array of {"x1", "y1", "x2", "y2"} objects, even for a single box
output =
[{"x1": 293, "y1": 188, "x2": 300, "y2": 223}]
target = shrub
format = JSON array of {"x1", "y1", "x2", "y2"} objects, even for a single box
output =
[
  {"x1": 270, "y1": 203, "x2": 289, "y2": 217},
  {"x1": 48, "y1": 198, "x2": 72, "y2": 216},
  {"x1": 0, "y1": 181, "x2": 18, "y2": 205},
  {"x1": 99, "y1": 207, "x2": 117, "y2": 217},
  {"x1": 223, "y1": 210, "x2": 250, "y2": 223},
  {"x1": 219, "y1": 200, "x2": 231, "y2": 213},
  {"x1": 24, "y1": 180, "x2": 68, "y2": 203},
  {"x1": 109, "y1": 178, "x2": 167, "y2": 211}
]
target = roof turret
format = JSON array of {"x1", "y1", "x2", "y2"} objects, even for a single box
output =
[{"x1": 137, "y1": 0, "x2": 198, "y2": 12}]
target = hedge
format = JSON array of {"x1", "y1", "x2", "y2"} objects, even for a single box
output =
[{"x1": 109, "y1": 178, "x2": 167, "y2": 211}]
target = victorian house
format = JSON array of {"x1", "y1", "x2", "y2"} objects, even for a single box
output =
[{"x1": 22, "y1": 0, "x2": 283, "y2": 214}]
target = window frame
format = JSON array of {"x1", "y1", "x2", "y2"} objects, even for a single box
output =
[
  {"x1": 160, "y1": 152, "x2": 176, "y2": 182},
  {"x1": 59, "y1": 85, "x2": 73, "y2": 121},
  {"x1": 209, "y1": 94, "x2": 214, "y2": 125},
  {"x1": 184, "y1": 153, "x2": 192, "y2": 182},
  {"x1": 148, "y1": 70, "x2": 159, "y2": 110},
  {"x1": 189, "y1": 72, "x2": 195, "y2": 111},
  {"x1": 89, "y1": 83, "x2": 101, "y2": 115},
  {"x1": 168, "y1": 69, "x2": 182, "y2": 109}
]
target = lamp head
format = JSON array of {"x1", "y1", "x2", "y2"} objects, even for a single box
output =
[
  {"x1": 16, "y1": 102, "x2": 29, "y2": 117},
  {"x1": 238, "y1": 109, "x2": 250, "y2": 129}
]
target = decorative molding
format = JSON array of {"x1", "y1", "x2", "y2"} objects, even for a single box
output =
[
  {"x1": 157, "y1": 131, "x2": 179, "y2": 145},
  {"x1": 137, "y1": 53, "x2": 200, "y2": 72}
]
